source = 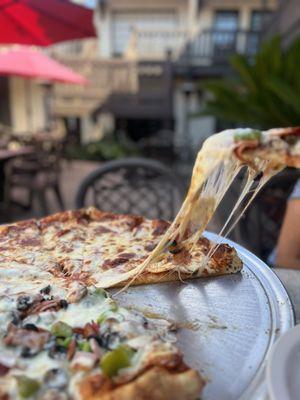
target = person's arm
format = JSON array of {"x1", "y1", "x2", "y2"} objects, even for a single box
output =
[{"x1": 276, "y1": 199, "x2": 300, "y2": 269}]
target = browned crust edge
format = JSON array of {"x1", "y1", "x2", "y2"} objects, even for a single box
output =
[
  {"x1": 79, "y1": 367, "x2": 205, "y2": 400},
  {"x1": 113, "y1": 264, "x2": 242, "y2": 288}
]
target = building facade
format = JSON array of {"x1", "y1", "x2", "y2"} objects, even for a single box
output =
[
  {"x1": 53, "y1": 0, "x2": 277, "y2": 151},
  {"x1": 0, "y1": 75, "x2": 48, "y2": 134},
  {"x1": 265, "y1": 0, "x2": 300, "y2": 46}
]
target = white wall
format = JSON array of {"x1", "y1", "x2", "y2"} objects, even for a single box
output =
[
  {"x1": 173, "y1": 82, "x2": 215, "y2": 154},
  {"x1": 9, "y1": 77, "x2": 47, "y2": 133}
]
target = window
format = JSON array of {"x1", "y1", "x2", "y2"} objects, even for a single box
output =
[
  {"x1": 212, "y1": 11, "x2": 239, "y2": 59},
  {"x1": 248, "y1": 10, "x2": 273, "y2": 55},
  {"x1": 213, "y1": 10, "x2": 239, "y2": 32},
  {"x1": 251, "y1": 10, "x2": 273, "y2": 32}
]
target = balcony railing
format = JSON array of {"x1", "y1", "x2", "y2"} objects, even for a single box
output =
[
  {"x1": 126, "y1": 28, "x2": 261, "y2": 66},
  {"x1": 52, "y1": 56, "x2": 172, "y2": 119},
  {"x1": 125, "y1": 28, "x2": 188, "y2": 60},
  {"x1": 52, "y1": 58, "x2": 139, "y2": 116},
  {"x1": 179, "y1": 29, "x2": 261, "y2": 66}
]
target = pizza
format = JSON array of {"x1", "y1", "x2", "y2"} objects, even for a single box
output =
[
  {"x1": 0, "y1": 126, "x2": 299, "y2": 399},
  {"x1": 0, "y1": 286, "x2": 204, "y2": 399},
  {"x1": 0, "y1": 207, "x2": 242, "y2": 295},
  {"x1": 1, "y1": 127, "x2": 298, "y2": 291}
]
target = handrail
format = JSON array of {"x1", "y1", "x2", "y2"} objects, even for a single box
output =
[{"x1": 125, "y1": 27, "x2": 261, "y2": 65}]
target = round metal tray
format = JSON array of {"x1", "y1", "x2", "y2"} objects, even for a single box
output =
[{"x1": 114, "y1": 232, "x2": 294, "y2": 400}]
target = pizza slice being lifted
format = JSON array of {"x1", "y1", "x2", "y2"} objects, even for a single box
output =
[{"x1": 97, "y1": 126, "x2": 300, "y2": 287}]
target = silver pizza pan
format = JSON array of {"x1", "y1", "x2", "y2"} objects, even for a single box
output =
[{"x1": 113, "y1": 232, "x2": 294, "y2": 400}]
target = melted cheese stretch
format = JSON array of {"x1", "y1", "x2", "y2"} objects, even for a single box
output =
[{"x1": 98, "y1": 128, "x2": 298, "y2": 288}]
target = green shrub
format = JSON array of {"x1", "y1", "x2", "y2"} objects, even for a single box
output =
[
  {"x1": 200, "y1": 36, "x2": 300, "y2": 129},
  {"x1": 67, "y1": 136, "x2": 138, "y2": 161}
]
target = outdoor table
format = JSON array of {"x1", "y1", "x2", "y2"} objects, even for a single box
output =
[
  {"x1": 0, "y1": 146, "x2": 35, "y2": 203},
  {"x1": 274, "y1": 268, "x2": 300, "y2": 323}
]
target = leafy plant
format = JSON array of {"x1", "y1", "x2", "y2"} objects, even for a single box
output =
[
  {"x1": 200, "y1": 36, "x2": 300, "y2": 128},
  {"x1": 67, "y1": 136, "x2": 138, "y2": 161}
]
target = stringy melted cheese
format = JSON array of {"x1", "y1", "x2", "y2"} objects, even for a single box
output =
[{"x1": 97, "y1": 128, "x2": 291, "y2": 288}]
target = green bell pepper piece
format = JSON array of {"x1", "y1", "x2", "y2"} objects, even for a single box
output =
[
  {"x1": 97, "y1": 312, "x2": 108, "y2": 325},
  {"x1": 234, "y1": 129, "x2": 262, "y2": 142},
  {"x1": 93, "y1": 288, "x2": 108, "y2": 298},
  {"x1": 109, "y1": 301, "x2": 118, "y2": 312},
  {"x1": 56, "y1": 337, "x2": 72, "y2": 348},
  {"x1": 78, "y1": 341, "x2": 91, "y2": 352},
  {"x1": 97, "y1": 302, "x2": 119, "y2": 324},
  {"x1": 51, "y1": 321, "x2": 73, "y2": 338},
  {"x1": 100, "y1": 345, "x2": 134, "y2": 377},
  {"x1": 17, "y1": 376, "x2": 40, "y2": 398}
]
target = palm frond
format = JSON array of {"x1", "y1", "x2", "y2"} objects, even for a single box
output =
[{"x1": 199, "y1": 35, "x2": 300, "y2": 129}]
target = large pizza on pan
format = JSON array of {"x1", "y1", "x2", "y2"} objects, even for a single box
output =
[
  {"x1": 0, "y1": 210, "x2": 215, "y2": 399},
  {"x1": 1, "y1": 126, "x2": 300, "y2": 399}
]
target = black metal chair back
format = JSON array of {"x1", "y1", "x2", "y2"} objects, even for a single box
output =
[{"x1": 75, "y1": 158, "x2": 186, "y2": 221}]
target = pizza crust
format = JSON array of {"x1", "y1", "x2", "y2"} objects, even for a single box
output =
[
  {"x1": 79, "y1": 367, "x2": 204, "y2": 400},
  {"x1": 111, "y1": 241, "x2": 242, "y2": 287}
]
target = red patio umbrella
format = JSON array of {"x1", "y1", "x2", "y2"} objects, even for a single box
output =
[
  {"x1": 0, "y1": 0, "x2": 95, "y2": 46},
  {"x1": 0, "y1": 46, "x2": 88, "y2": 84}
]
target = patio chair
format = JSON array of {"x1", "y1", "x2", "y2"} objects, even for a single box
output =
[
  {"x1": 75, "y1": 158, "x2": 186, "y2": 221},
  {"x1": 5, "y1": 150, "x2": 64, "y2": 216}
]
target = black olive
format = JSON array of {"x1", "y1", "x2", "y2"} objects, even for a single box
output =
[
  {"x1": 142, "y1": 317, "x2": 149, "y2": 328},
  {"x1": 16, "y1": 296, "x2": 33, "y2": 311},
  {"x1": 44, "y1": 368, "x2": 68, "y2": 389},
  {"x1": 74, "y1": 333, "x2": 83, "y2": 341},
  {"x1": 48, "y1": 345, "x2": 67, "y2": 360},
  {"x1": 23, "y1": 323, "x2": 39, "y2": 332},
  {"x1": 168, "y1": 240, "x2": 182, "y2": 254},
  {"x1": 59, "y1": 300, "x2": 68, "y2": 309},
  {"x1": 11, "y1": 312, "x2": 21, "y2": 326},
  {"x1": 40, "y1": 285, "x2": 51, "y2": 295},
  {"x1": 21, "y1": 346, "x2": 39, "y2": 358},
  {"x1": 98, "y1": 331, "x2": 121, "y2": 350}
]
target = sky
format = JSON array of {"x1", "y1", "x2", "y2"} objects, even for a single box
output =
[
  {"x1": 72, "y1": 0, "x2": 96, "y2": 9},
  {"x1": 85, "y1": 0, "x2": 96, "y2": 8}
]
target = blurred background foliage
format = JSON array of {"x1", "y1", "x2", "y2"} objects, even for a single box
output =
[
  {"x1": 200, "y1": 36, "x2": 300, "y2": 129},
  {"x1": 67, "y1": 134, "x2": 138, "y2": 161}
]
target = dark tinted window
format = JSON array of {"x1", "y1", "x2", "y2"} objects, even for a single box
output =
[
  {"x1": 213, "y1": 10, "x2": 239, "y2": 31},
  {"x1": 251, "y1": 10, "x2": 273, "y2": 31}
]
